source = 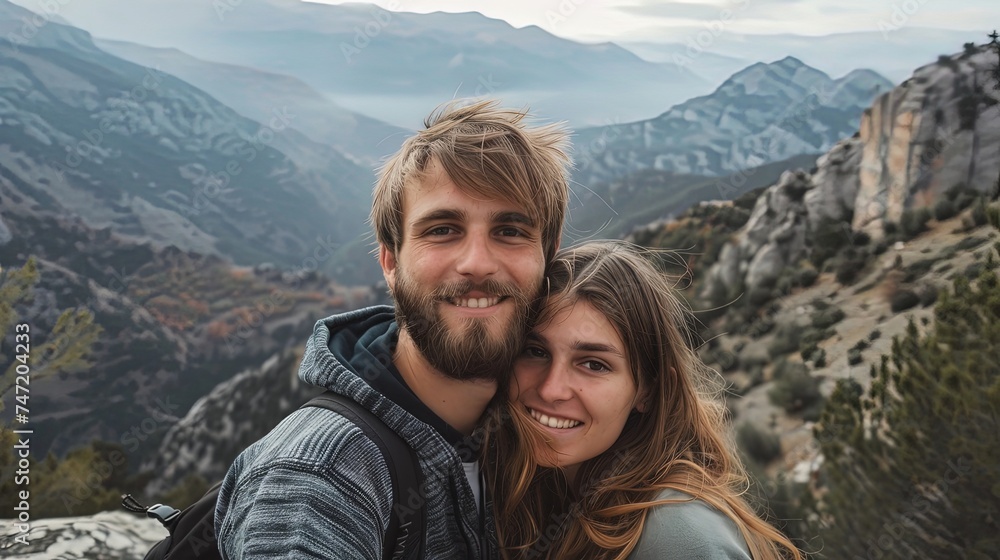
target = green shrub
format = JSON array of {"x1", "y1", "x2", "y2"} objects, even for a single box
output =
[
  {"x1": 834, "y1": 248, "x2": 868, "y2": 285},
  {"x1": 934, "y1": 199, "x2": 957, "y2": 220},
  {"x1": 868, "y1": 328, "x2": 881, "y2": 341},
  {"x1": 748, "y1": 316, "x2": 775, "y2": 339},
  {"x1": 812, "y1": 348, "x2": 827, "y2": 368},
  {"x1": 740, "y1": 353, "x2": 769, "y2": 371},
  {"x1": 847, "y1": 347, "x2": 864, "y2": 365},
  {"x1": 748, "y1": 286, "x2": 778, "y2": 308},
  {"x1": 971, "y1": 197, "x2": 988, "y2": 227},
  {"x1": 801, "y1": 327, "x2": 836, "y2": 346},
  {"x1": 964, "y1": 262, "x2": 985, "y2": 280},
  {"x1": 987, "y1": 203, "x2": 1000, "y2": 230},
  {"x1": 811, "y1": 306, "x2": 846, "y2": 329},
  {"x1": 850, "y1": 338, "x2": 870, "y2": 353},
  {"x1": 900, "y1": 207, "x2": 932, "y2": 239},
  {"x1": 809, "y1": 217, "x2": 852, "y2": 267},
  {"x1": 737, "y1": 423, "x2": 782, "y2": 465},
  {"x1": 919, "y1": 284, "x2": 939, "y2": 307},
  {"x1": 769, "y1": 365, "x2": 823, "y2": 414},
  {"x1": 798, "y1": 267, "x2": 819, "y2": 288},
  {"x1": 768, "y1": 323, "x2": 802, "y2": 358},
  {"x1": 800, "y1": 341, "x2": 819, "y2": 362},
  {"x1": 772, "y1": 357, "x2": 809, "y2": 380},
  {"x1": 890, "y1": 289, "x2": 920, "y2": 312},
  {"x1": 903, "y1": 257, "x2": 937, "y2": 283}
]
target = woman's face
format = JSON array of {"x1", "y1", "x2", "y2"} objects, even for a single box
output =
[{"x1": 511, "y1": 299, "x2": 643, "y2": 477}]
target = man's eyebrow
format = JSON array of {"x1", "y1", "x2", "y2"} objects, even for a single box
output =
[
  {"x1": 493, "y1": 211, "x2": 535, "y2": 228},
  {"x1": 411, "y1": 209, "x2": 466, "y2": 229}
]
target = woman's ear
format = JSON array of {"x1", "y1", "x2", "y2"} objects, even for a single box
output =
[
  {"x1": 635, "y1": 387, "x2": 652, "y2": 413},
  {"x1": 635, "y1": 367, "x2": 674, "y2": 413}
]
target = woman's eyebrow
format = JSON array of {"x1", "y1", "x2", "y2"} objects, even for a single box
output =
[
  {"x1": 572, "y1": 341, "x2": 623, "y2": 356},
  {"x1": 525, "y1": 331, "x2": 547, "y2": 345}
]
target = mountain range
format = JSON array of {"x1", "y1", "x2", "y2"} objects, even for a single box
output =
[
  {"x1": 0, "y1": 0, "x2": 388, "y2": 285},
  {"x1": 94, "y1": 38, "x2": 408, "y2": 166},
  {"x1": 4, "y1": 0, "x2": 714, "y2": 129},
  {"x1": 571, "y1": 57, "x2": 893, "y2": 186}
]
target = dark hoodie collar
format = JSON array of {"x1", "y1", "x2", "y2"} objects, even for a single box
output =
[{"x1": 315, "y1": 306, "x2": 469, "y2": 449}]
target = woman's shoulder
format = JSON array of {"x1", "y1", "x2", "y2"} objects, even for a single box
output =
[{"x1": 628, "y1": 489, "x2": 753, "y2": 560}]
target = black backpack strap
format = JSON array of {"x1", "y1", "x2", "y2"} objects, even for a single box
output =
[{"x1": 302, "y1": 391, "x2": 425, "y2": 560}]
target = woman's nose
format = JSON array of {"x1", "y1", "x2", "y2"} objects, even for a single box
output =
[{"x1": 535, "y1": 362, "x2": 574, "y2": 403}]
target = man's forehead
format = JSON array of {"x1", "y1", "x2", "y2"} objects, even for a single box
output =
[{"x1": 402, "y1": 175, "x2": 534, "y2": 224}]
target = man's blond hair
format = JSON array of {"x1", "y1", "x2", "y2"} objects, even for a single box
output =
[{"x1": 370, "y1": 99, "x2": 571, "y2": 261}]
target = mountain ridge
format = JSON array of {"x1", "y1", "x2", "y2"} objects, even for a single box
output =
[{"x1": 570, "y1": 57, "x2": 893, "y2": 185}]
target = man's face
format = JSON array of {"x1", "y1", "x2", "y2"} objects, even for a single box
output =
[{"x1": 380, "y1": 159, "x2": 546, "y2": 382}]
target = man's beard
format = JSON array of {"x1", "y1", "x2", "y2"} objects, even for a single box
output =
[{"x1": 392, "y1": 269, "x2": 536, "y2": 382}]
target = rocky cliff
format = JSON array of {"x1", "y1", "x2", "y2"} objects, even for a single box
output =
[
  {"x1": 702, "y1": 45, "x2": 1000, "y2": 297},
  {"x1": 139, "y1": 348, "x2": 322, "y2": 498}
]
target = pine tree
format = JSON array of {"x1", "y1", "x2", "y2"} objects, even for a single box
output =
[
  {"x1": 0, "y1": 257, "x2": 107, "y2": 517},
  {"x1": 810, "y1": 267, "x2": 1000, "y2": 558}
]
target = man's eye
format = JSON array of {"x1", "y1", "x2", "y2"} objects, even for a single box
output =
[
  {"x1": 497, "y1": 227, "x2": 523, "y2": 237},
  {"x1": 429, "y1": 226, "x2": 454, "y2": 235}
]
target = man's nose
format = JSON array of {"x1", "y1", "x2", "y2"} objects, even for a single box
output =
[{"x1": 454, "y1": 231, "x2": 500, "y2": 279}]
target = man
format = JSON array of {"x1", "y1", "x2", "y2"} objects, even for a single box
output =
[{"x1": 215, "y1": 99, "x2": 571, "y2": 559}]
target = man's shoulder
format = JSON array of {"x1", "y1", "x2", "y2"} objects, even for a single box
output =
[{"x1": 239, "y1": 406, "x2": 396, "y2": 473}]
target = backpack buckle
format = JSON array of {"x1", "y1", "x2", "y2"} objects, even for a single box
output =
[{"x1": 146, "y1": 503, "x2": 182, "y2": 525}]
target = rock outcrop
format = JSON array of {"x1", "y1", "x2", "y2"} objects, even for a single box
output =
[
  {"x1": 853, "y1": 49, "x2": 1000, "y2": 234},
  {"x1": 703, "y1": 47, "x2": 1000, "y2": 297},
  {"x1": 0, "y1": 511, "x2": 166, "y2": 559},
  {"x1": 703, "y1": 46, "x2": 1000, "y2": 296},
  {"x1": 140, "y1": 348, "x2": 321, "y2": 498}
]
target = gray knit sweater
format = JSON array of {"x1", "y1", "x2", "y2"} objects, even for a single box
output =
[{"x1": 215, "y1": 306, "x2": 497, "y2": 559}]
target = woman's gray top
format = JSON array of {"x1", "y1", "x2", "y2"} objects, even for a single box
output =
[{"x1": 628, "y1": 489, "x2": 753, "y2": 560}]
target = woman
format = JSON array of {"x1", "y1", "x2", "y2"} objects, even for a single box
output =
[{"x1": 485, "y1": 241, "x2": 802, "y2": 559}]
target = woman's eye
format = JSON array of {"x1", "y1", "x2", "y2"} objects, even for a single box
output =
[
  {"x1": 523, "y1": 346, "x2": 547, "y2": 359},
  {"x1": 582, "y1": 360, "x2": 610, "y2": 373}
]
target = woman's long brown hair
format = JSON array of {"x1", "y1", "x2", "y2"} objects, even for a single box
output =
[{"x1": 482, "y1": 241, "x2": 802, "y2": 560}]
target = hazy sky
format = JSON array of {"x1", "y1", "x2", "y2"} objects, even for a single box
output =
[{"x1": 309, "y1": 0, "x2": 994, "y2": 42}]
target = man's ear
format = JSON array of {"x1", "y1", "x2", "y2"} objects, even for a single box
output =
[{"x1": 378, "y1": 244, "x2": 397, "y2": 291}]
